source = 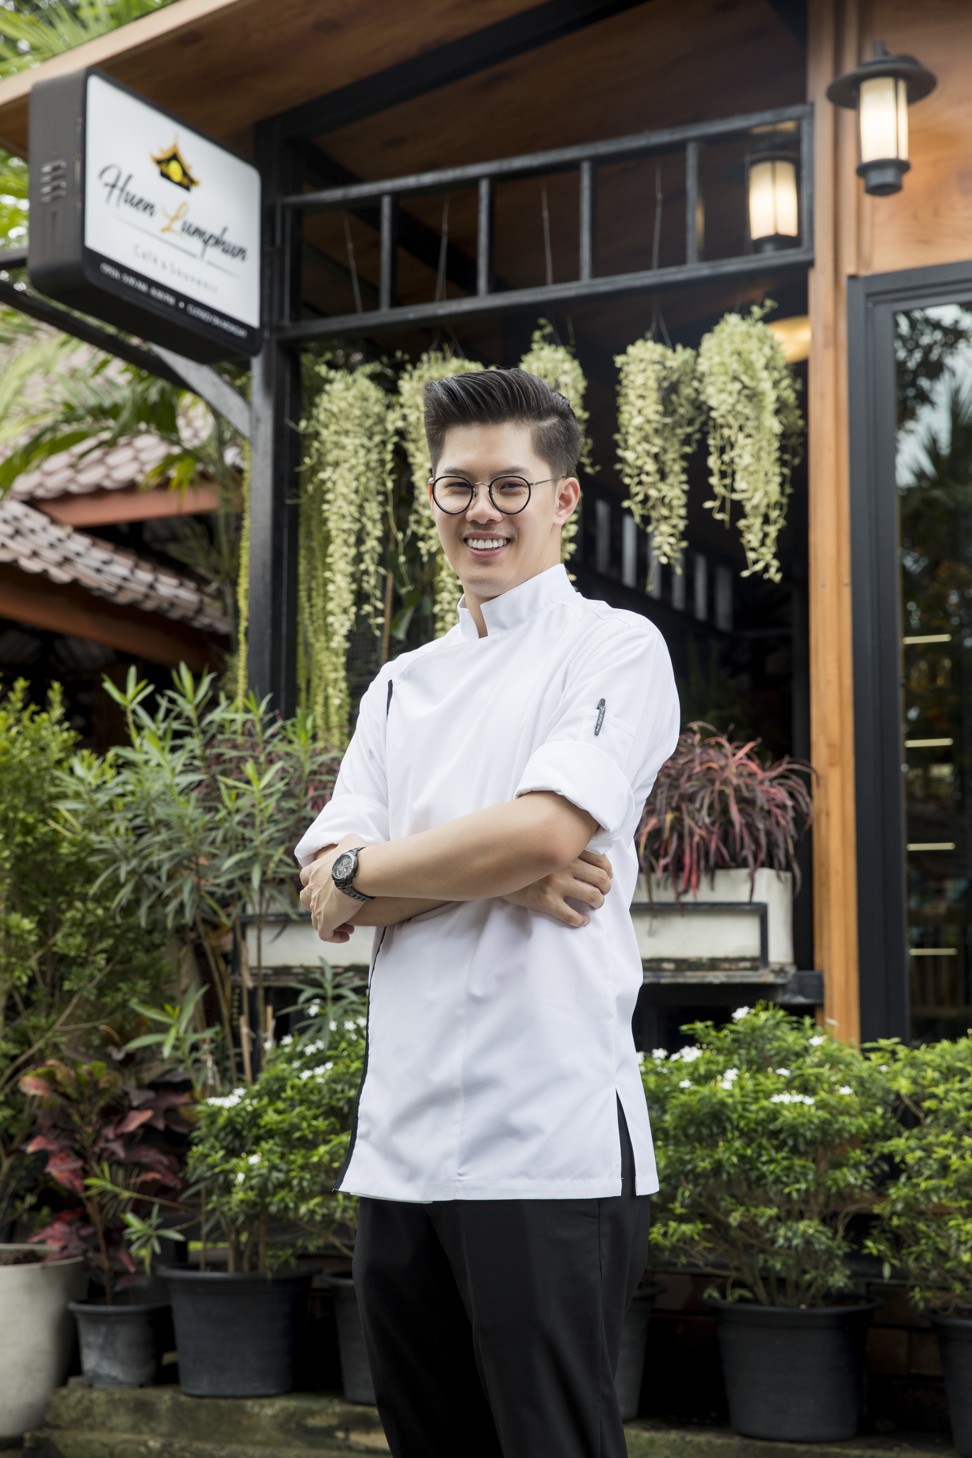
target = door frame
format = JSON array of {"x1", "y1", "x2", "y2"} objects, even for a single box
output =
[{"x1": 848, "y1": 259, "x2": 972, "y2": 1041}]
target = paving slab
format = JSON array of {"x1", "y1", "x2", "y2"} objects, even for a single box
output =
[{"x1": 24, "y1": 1386, "x2": 957, "y2": 1458}]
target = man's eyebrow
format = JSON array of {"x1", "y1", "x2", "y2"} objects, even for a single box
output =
[{"x1": 437, "y1": 465, "x2": 530, "y2": 476}]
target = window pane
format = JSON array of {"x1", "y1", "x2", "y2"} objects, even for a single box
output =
[{"x1": 895, "y1": 304, "x2": 972, "y2": 1041}]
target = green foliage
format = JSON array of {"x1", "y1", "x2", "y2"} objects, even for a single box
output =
[
  {"x1": 864, "y1": 1035, "x2": 972, "y2": 1317},
  {"x1": 636, "y1": 723, "x2": 813, "y2": 900},
  {"x1": 187, "y1": 1007, "x2": 367, "y2": 1272},
  {"x1": 697, "y1": 304, "x2": 804, "y2": 583},
  {"x1": 615, "y1": 336, "x2": 703, "y2": 571},
  {"x1": 641, "y1": 1004, "x2": 895, "y2": 1307},
  {"x1": 298, "y1": 360, "x2": 392, "y2": 742},
  {"x1": 0, "y1": 680, "x2": 168, "y2": 1229},
  {"x1": 58, "y1": 665, "x2": 343, "y2": 1087},
  {"x1": 518, "y1": 322, "x2": 591, "y2": 563}
]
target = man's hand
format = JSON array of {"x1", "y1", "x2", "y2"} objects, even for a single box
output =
[
  {"x1": 502, "y1": 850, "x2": 613, "y2": 928},
  {"x1": 298, "y1": 833, "x2": 365, "y2": 943}
]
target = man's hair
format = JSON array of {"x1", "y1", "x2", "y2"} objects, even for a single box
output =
[{"x1": 424, "y1": 368, "x2": 582, "y2": 478}]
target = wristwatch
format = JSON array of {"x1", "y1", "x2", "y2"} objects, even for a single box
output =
[{"x1": 330, "y1": 845, "x2": 374, "y2": 903}]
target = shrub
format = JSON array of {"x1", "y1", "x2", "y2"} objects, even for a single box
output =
[{"x1": 641, "y1": 1003, "x2": 894, "y2": 1306}]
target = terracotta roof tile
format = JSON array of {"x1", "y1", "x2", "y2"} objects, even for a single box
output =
[{"x1": 0, "y1": 498, "x2": 228, "y2": 635}]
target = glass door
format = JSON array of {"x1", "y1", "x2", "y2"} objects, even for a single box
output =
[{"x1": 895, "y1": 304, "x2": 972, "y2": 1041}]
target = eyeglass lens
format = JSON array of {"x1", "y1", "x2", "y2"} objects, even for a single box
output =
[{"x1": 431, "y1": 476, "x2": 533, "y2": 515}]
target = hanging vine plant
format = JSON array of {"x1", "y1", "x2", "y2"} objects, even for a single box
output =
[
  {"x1": 697, "y1": 303, "x2": 804, "y2": 583},
  {"x1": 298, "y1": 359, "x2": 391, "y2": 743},
  {"x1": 614, "y1": 336, "x2": 703, "y2": 572},
  {"x1": 392, "y1": 350, "x2": 484, "y2": 638},
  {"x1": 518, "y1": 321, "x2": 591, "y2": 563}
]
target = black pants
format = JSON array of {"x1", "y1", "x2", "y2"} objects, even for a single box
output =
[{"x1": 352, "y1": 1104, "x2": 651, "y2": 1458}]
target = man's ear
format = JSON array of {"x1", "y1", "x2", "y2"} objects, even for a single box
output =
[{"x1": 554, "y1": 477, "x2": 581, "y2": 523}]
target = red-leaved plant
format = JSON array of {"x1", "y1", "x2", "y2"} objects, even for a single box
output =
[
  {"x1": 637, "y1": 723, "x2": 814, "y2": 904},
  {"x1": 20, "y1": 1057, "x2": 189, "y2": 1302}
]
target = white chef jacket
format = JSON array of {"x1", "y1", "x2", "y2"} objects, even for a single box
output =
[{"x1": 295, "y1": 563, "x2": 679, "y2": 1201}]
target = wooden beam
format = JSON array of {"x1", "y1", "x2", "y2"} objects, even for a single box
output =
[
  {"x1": 806, "y1": 0, "x2": 862, "y2": 1042},
  {"x1": 0, "y1": 564, "x2": 223, "y2": 670},
  {"x1": 40, "y1": 483, "x2": 223, "y2": 527}
]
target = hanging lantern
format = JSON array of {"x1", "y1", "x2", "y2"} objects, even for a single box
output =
[
  {"x1": 747, "y1": 145, "x2": 800, "y2": 252},
  {"x1": 826, "y1": 40, "x2": 936, "y2": 197}
]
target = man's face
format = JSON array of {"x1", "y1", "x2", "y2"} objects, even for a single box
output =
[{"x1": 429, "y1": 422, "x2": 580, "y2": 608}]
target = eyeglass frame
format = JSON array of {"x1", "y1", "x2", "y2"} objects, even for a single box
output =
[{"x1": 429, "y1": 472, "x2": 566, "y2": 516}]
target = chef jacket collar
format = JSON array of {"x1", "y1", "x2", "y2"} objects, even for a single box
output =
[{"x1": 456, "y1": 563, "x2": 577, "y2": 640}]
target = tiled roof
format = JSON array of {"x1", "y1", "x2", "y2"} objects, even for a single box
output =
[
  {"x1": 0, "y1": 497, "x2": 228, "y2": 633},
  {"x1": 8, "y1": 431, "x2": 176, "y2": 503}
]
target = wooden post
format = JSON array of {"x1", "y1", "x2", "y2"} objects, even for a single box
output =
[{"x1": 806, "y1": 0, "x2": 865, "y2": 1042}]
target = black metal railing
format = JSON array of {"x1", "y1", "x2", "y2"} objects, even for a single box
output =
[{"x1": 275, "y1": 103, "x2": 813, "y2": 342}]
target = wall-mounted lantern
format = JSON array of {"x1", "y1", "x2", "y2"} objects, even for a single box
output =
[
  {"x1": 747, "y1": 143, "x2": 800, "y2": 252},
  {"x1": 826, "y1": 40, "x2": 937, "y2": 197}
]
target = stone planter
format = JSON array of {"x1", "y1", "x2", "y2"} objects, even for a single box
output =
[
  {"x1": 327, "y1": 1272, "x2": 375, "y2": 1405},
  {"x1": 0, "y1": 1244, "x2": 85, "y2": 1440},
  {"x1": 705, "y1": 1296, "x2": 879, "y2": 1441},
  {"x1": 633, "y1": 869, "x2": 794, "y2": 971}
]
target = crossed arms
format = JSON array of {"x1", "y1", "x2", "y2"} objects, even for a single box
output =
[{"x1": 298, "y1": 791, "x2": 613, "y2": 942}]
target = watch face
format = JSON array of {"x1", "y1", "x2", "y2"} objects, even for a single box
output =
[{"x1": 332, "y1": 852, "x2": 355, "y2": 883}]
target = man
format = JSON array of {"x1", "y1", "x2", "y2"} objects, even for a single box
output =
[{"x1": 296, "y1": 368, "x2": 679, "y2": 1458}]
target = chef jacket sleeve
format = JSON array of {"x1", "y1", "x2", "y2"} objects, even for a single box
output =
[
  {"x1": 513, "y1": 614, "x2": 679, "y2": 851},
  {"x1": 294, "y1": 669, "x2": 391, "y2": 866}
]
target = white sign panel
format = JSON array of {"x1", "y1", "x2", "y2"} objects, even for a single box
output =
[{"x1": 83, "y1": 74, "x2": 261, "y2": 350}]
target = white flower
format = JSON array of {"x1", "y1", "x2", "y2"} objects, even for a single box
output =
[
  {"x1": 344, "y1": 1019, "x2": 357, "y2": 1032},
  {"x1": 303, "y1": 1040, "x2": 326, "y2": 1056},
  {"x1": 235, "y1": 1172, "x2": 245, "y2": 1184},
  {"x1": 678, "y1": 1079, "x2": 692, "y2": 1089},
  {"x1": 280, "y1": 1034, "x2": 294, "y2": 1047},
  {"x1": 775, "y1": 1068, "x2": 790, "y2": 1077},
  {"x1": 636, "y1": 1052, "x2": 645, "y2": 1065},
  {"x1": 731, "y1": 1006, "x2": 751, "y2": 1021},
  {"x1": 207, "y1": 1088, "x2": 245, "y2": 1109},
  {"x1": 770, "y1": 1092, "x2": 815, "y2": 1106},
  {"x1": 838, "y1": 1085, "x2": 853, "y2": 1096},
  {"x1": 719, "y1": 1068, "x2": 739, "y2": 1090},
  {"x1": 247, "y1": 1154, "x2": 261, "y2": 1165},
  {"x1": 651, "y1": 1048, "x2": 668, "y2": 1061},
  {"x1": 329, "y1": 1020, "x2": 339, "y2": 1031},
  {"x1": 673, "y1": 1046, "x2": 702, "y2": 1063},
  {"x1": 808, "y1": 1035, "x2": 825, "y2": 1047},
  {"x1": 308, "y1": 1001, "x2": 322, "y2": 1016},
  {"x1": 299, "y1": 1062, "x2": 334, "y2": 1080}
]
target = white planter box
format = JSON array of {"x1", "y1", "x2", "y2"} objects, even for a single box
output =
[
  {"x1": 0, "y1": 1247, "x2": 85, "y2": 1439},
  {"x1": 632, "y1": 868, "x2": 794, "y2": 971},
  {"x1": 244, "y1": 915, "x2": 373, "y2": 972}
]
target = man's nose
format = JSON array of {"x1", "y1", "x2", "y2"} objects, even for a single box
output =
[{"x1": 465, "y1": 484, "x2": 504, "y2": 521}]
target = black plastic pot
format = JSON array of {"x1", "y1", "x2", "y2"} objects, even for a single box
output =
[
  {"x1": 69, "y1": 1298, "x2": 169, "y2": 1388},
  {"x1": 616, "y1": 1283, "x2": 662, "y2": 1421},
  {"x1": 327, "y1": 1272, "x2": 375, "y2": 1405},
  {"x1": 705, "y1": 1296, "x2": 880, "y2": 1441},
  {"x1": 932, "y1": 1312, "x2": 972, "y2": 1458},
  {"x1": 163, "y1": 1266, "x2": 314, "y2": 1397}
]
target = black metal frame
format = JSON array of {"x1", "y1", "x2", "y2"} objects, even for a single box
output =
[
  {"x1": 276, "y1": 104, "x2": 813, "y2": 342},
  {"x1": 847, "y1": 259, "x2": 972, "y2": 1041}
]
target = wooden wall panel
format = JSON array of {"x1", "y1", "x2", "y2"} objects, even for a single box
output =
[
  {"x1": 864, "y1": 0, "x2": 972, "y2": 276},
  {"x1": 807, "y1": 0, "x2": 865, "y2": 1041}
]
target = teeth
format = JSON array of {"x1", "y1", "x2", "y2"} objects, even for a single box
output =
[{"x1": 466, "y1": 539, "x2": 509, "y2": 550}]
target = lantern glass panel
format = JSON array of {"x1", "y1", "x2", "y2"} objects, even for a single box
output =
[
  {"x1": 748, "y1": 157, "x2": 798, "y2": 242},
  {"x1": 859, "y1": 74, "x2": 909, "y2": 163}
]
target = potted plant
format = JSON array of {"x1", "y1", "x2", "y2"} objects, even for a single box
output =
[
  {"x1": 165, "y1": 1004, "x2": 365, "y2": 1398},
  {"x1": 865, "y1": 1034, "x2": 972, "y2": 1458},
  {"x1": 0, "y1": 681, "x2": 171, "y2": 1434},
  {"x1": 21, "y1": 1053, "x2": 188, "y2": 1389},
  {"x1": 640, "y1": 1003, "x2": 893, "y2": 1441},
  {"x1": 635, "y1": 723, "x2": 813, "y2": 972}
]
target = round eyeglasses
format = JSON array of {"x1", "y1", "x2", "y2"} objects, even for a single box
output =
[{"x1": 430, "y1": 474, "x2": 564, "y2": 516}]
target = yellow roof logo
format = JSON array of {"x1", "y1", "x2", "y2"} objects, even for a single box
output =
[{"x1": 151, "y1": 140, "x2": 199, "y2": 192}]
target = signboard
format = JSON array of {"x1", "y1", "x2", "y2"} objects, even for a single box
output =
[{"x1": 29, "y1": 70, "x2": 262, "y2": 362}]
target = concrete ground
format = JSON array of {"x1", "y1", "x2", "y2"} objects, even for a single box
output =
[{"x1": 18, "y1": 1386, "x2": 960, "y2": 1458}]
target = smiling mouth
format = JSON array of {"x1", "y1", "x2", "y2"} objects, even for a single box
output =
[{"x1": 464, "y1": 536, "x2": 512, "y2": 554}]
